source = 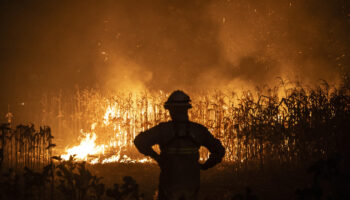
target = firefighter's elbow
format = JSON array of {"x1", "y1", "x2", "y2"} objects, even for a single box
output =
[
  {"x1": 133, "y1": 135, "x2": 142, "y2": 150},
  {"x1": 219, "y1": 144, "x2": 225, "y2": 159},
  {"x1": 214, "y1": 139, "x2": 225, "y2": 158}
]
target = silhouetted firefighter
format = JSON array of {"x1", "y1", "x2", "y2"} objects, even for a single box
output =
[{"x1": 134, "y1": 90, "x2": 225, "y2": 200}]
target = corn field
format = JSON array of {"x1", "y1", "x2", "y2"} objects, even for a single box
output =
[
  {"x1": 0, "y1": 124, "x2": 55, "y2": 169},
  {"x1": 4, "y1": 77, "x2": 350, "y2": 168}
]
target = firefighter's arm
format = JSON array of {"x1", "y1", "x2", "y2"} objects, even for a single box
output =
[
  {"x1": 134, "y1": 127, "x2": 161, "y2": 162},
  {"x1": 200, "y1": 130, "x2": 225, "y2": 170}
]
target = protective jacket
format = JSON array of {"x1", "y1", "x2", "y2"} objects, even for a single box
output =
[{"x1": 134, "y1": 120, "x2": 225, "y2": 199}]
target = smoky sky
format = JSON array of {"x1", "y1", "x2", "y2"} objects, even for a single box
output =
[{"x1": 1, "y1": 0, "x2": 350, "y2": 111}]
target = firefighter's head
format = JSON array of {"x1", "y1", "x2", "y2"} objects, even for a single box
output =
[{"x1": 164, "y1": 90, "x2": 191, "y2": 121}]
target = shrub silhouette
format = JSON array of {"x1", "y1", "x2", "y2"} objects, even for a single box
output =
[
  {"x1": 56, "y1": 155, "x2": 105, "y2": 200},
  {"x1": 296, "y1": 153, "x2": 350, "y2": 200},
  {"x1": 106, "y1": 176, "x2": 143, "y2": 200}
]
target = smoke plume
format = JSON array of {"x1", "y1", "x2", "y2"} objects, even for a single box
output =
[{"x1": 0, "y1": 0, "x2": 349, "y2": 109}]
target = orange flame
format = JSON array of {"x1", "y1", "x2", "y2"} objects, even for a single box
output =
[{"x1": 61, "y1": 103, "x2": 153, "y2": 164}]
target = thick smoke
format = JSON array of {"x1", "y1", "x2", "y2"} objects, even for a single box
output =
[
  {"x1": 0, "y1": 0, "x2": 349, "y2": 110},
  {"x1": 95, "y1": 0, "x2": 350, "y2": 91}
]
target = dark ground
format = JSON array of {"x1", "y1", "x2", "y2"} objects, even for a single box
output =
[{"x1": 88, "y1": 162, "x2": 311, "y2": 200}]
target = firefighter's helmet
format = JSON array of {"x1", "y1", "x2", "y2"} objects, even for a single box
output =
[{"x1": 164, "y1": 90, "x2": 192, "y2": 109}]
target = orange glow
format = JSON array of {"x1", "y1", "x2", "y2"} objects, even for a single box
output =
[
  {"x1": 59, "y1": 83, "x2": 321, "y2": 164},
  {"x1": 61, "y1": 99, "x2": 155, "y2": 164}
]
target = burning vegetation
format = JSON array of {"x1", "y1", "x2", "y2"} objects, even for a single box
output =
[{"x1": 14, "y1": 76, "x2": 343, "y2": 168}]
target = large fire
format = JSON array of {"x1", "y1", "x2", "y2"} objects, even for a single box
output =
[{"x1": 57, "y1": 82, "x2": 340, "y2": 164}]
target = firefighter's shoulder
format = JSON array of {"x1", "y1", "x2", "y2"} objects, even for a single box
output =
[
  {"x1": 154, "y1": 121, "x2": 173, "y2": 129},
  {"x1": 144, "y1": 121, "x2": 173, "y2": 134},
  {"x1": 188, "y1": 121, "x2": 210, "y2": 133},
  {"x1": 186, "y1": 121, "x2": 212, "y2": 146}
]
